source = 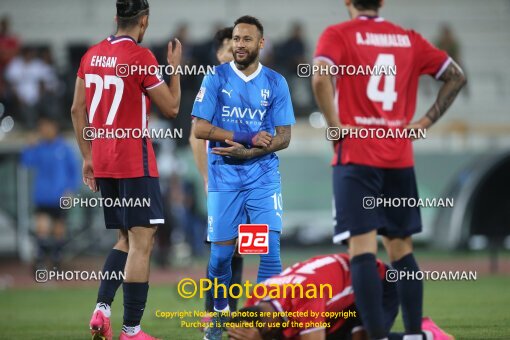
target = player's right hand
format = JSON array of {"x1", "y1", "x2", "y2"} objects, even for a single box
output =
[
  {"x1": 251, "y1": 131, "x2": 272, "y2": 148},
  {"x1": 167, "y1": 38, "x2": 182, "y2": 69},
  {"x1": 82, "y1": 158, "x2": 98, "y2": 192}
]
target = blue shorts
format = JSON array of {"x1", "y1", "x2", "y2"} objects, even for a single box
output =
[
  {"x1": 96, "y1": 177, "x2": 165, "y2": 230},
  {"x1": 207, "y1": 183, "x2": 283, "y2": 242},
  {"x1": 332, "y1": 164, "x2": 422, "y2": 244}
]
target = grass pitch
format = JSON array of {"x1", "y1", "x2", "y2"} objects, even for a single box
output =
[{"x1": 1, "y1": 275, "x2": 509, "y2": 339}]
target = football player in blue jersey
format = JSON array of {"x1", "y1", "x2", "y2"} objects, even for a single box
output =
[{"x1": 192, "y1": 15, "x2": 295, "y2": 340}]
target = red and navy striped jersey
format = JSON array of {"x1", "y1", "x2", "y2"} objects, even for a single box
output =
[
  {"x1": 78, "y1": 35, "x2": 164, "y2": 178},
  {"x1": 245, "y1": 253, "x2": 387, "y2": 339},
  {"x1": 315, "y1": 16, "x2": 449, "y2": 168}
]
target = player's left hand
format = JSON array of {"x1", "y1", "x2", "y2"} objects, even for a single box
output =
[
  {"x1": 82, "y1": 158, "x2": 98, "y2": 192},
  {"x1": 212, "y1": 140, "x2": 251, "y2": 159},
  {"x1": 226, "y1": 326, "x2": 263, "y2": 340},
  {"x1": 405, "y1": 120, "x2": 429, "y2": 141},
  {"x1": 167, "y1": 38, "x2": 182, "y2": 68}
]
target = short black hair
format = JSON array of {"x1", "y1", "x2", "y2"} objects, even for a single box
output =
[
  {"x1": 116, "y1": 0, "x2": 149, "y2": 29},
  {"x1": 214, "y1": 26, "x2": 233, "y2": 51},
  {"x1": 352, "y1": 0, "x2": 381, "y2": 11},
  {"x1": 38, "y1": 114, "x2": 60, "y2": 129},
  {"x1": 234, "y1": 15, "x2": 264, "y2": 37}
]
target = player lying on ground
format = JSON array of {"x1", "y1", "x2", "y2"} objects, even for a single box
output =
[
  {"x1": 191, "y1": 15, "x2": 296, "y2": 340},
  {"x1": 189, "y1": 27, "x2": 246, "y2": 320},
  {"x1": 226, "y1": 253, "x2": 453, "y2": 340},
  {"x1": 311, "y1": 0, "x2": 466, "y2": 339},
  {"x1": 71, "y1": 0, "x2": 181, "y2": 339}
]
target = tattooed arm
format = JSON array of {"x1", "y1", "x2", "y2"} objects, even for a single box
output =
[
  {"x1": 194, "y1": 117, "x2": 234, "y2": 142},
  {"x1": 211, "y1": 125, "x2": 291, "y2": 160},
  {"x1": 194, "y1": 117, "x2": 272, "y2": 147},
  {"x1": 247, "y1": 125, "x2": 291, "y2": 157},
  {"x1": 409, "y1": 61, "x2": 467, "y2": 130}
]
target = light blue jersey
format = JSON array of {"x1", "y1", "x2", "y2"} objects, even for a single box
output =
[{"x1": 192, "y1": 61, "x2": 295, "y2": 192}]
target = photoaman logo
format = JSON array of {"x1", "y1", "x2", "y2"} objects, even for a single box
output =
[{"x1": 238, "y1": 224, "x2": 269, "y2": 255}]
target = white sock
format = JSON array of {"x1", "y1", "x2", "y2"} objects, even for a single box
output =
[
  {"x1": 122, "y1": 325, "x2": 141, "y2": 336},
  {"x1": 423, "y1": 330, "x2": 434, "y2": 340},
  {"x1": 94, "y1": 302, "x2": 111, "y2": 318},
  {"x1": 403, "y1": 335, "x2": 423, "y2": 340},
  {"x1": 213, "y1": 305, "x2": 230, "y2": 313}
]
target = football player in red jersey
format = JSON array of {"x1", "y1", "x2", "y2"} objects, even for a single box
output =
[
  {"x1": 70, "y1": 0, "x2": 181, "y2": 339},
  {"x1": 312, "y1": 1, "x2": 466, "y2": 339},
  {"x1": 226, "y1": 254, "x2": 453, "y2": 340}
]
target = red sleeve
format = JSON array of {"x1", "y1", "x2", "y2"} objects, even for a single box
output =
[
  {"x1": 314, "y1": 25, "x2": 344, "y2": 65},
  {"x1": 77, "y1": 54, "x2": 86, "y2": 79},
  {"x1": 137, "y1": 48, "x2": 164, "y2": 90},
  {"x1": 283, "y1": 298, "x2": 326, "y2": 338},
  {"x1": 411, "y1": 30, "x2": 451, "y2": 79}
]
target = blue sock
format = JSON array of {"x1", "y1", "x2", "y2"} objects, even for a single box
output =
[
  {"x1": 392, "y1": 253, "x2": 423, "y2": 334},
  {"x1": 123, "y1": 282, "x2": 149, "y2": 326},
  {"x1": 229, "y1": 255, "x2": 244, "y2": 311},
  {"x1": 208, "y1": 243, "x2": 235, "y2": 311},
  {"x1": 257, "y1": 231, "x2": 282, "y2": 283},
  {"x1": 351, "y1": 253, "x2": 387, "y2": 339},
  {"x1": 204, "y1": 264, "x2": 214, "y2": 312},
  {"x1": 97, "y1": 249, "x2": 128, "y2": 305}
]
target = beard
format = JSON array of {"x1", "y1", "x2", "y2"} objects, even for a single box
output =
[{"x1": 234, "y1": 48, "x2": 259, "y2": 69}]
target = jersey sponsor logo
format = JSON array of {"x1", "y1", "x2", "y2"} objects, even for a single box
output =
[
  {"x1": 356, "y1": 32, "x2": 411, "y2": 48},
  {"x1": 221, "y1": 106, "x2": 266, "y2": 121},
  {"x1": 222, "y1": 88, "x2": 233, "y2": 98},
  {"x1": 261, "y1": 89, "x2": 270, "y2": 106},
  {"x1": 353, "y1": 116, "x2": 404, "y2": 127},
  {"x1": 238, "y1": 224, "x2": 269, "y2": 254},
  {"x1": 90, "y1": 55, "x2": 118, "y2": 68},
  {"x1": 195, "y1": 87, "x2": 206, "y2": 102}
]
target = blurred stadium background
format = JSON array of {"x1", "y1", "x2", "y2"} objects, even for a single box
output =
[{"x1": 0, "y1": 1, "x2": 509, "y2": 338}]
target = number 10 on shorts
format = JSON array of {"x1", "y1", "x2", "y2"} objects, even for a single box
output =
[{"x1": 238, "y1": 224, "x2": 269, "y2": 254}]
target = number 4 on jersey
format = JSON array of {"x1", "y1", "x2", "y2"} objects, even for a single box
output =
[{"x1": 366, "y1": 53, "x2": 397, "y2": 111}]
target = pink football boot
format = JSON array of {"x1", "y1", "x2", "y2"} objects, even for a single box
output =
[
  {"x1": 422, "y1": 317, "x2": 455, "y2": 340},
  {"x1": 90, "y1": 309, "x2": 113, "y2": 340},
  {"x1": 119, "y1": 330, "x2": 161, "y2": 340}
]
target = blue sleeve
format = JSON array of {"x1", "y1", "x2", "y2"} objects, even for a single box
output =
[
  {"x1": 20, "y1": 145, "x2": 38, "y2": 167},
  {"x1": 65, "y1": 145, "x2": 81, "y2": 192},
  {"x1": 191, "y1": 72, "x2": 220, "y2": 122},
  {"x1": 271, "y1": 76, "x2": 296, "y2": 126}
]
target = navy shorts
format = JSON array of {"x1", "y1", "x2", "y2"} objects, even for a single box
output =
[
  {"x1": 96, "y1": 177, "x2": 165, "y2": 230},
  {"x1": 332, "y1": 163, "x2": 422, "y2": 244}
]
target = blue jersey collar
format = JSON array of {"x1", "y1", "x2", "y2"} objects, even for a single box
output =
[{"x1": 229, "y1": 61, "x2": 263, "y2": 82}]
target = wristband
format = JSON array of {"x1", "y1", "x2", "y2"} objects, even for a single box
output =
[{"x1": 233, "y1": 131, "x2": 257, "y2": 146}]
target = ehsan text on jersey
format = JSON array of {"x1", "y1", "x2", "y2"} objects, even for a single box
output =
[
  {"x1": 356, "y1": 32, "x2": 411, "y2": 48},
  {"x1": 222, "y1": 106, "x2": 266, "y2": 121},
  {"x1": 90, "y1": 56, "x2": 117, "y2": 68}
]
